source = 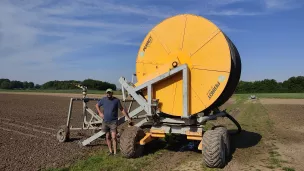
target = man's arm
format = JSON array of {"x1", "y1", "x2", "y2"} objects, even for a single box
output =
[
  {"x1": 96, "y1": 99, "x2": 104, "y2": 119},
  {"x1": 119, "y1": 101, "x2": 131, "y2": 121}
]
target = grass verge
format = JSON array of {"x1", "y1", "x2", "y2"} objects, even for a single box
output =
[
  {"x1": 44, "y1": 149, "x2": 165, "y2": 171},
  {"x1": 205, "y1": 95, "x2": 295, "y2": 170},
  {"x1": 231, "y1": 97, "x2": 296, "y2": 170}
]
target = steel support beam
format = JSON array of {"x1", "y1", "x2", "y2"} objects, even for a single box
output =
[
  {"x1": 134, "y1": 64, "x2": 187, "y2": 91},
  {"x1": 182, "y1": 65, "x2": 189, "y2": 118}
]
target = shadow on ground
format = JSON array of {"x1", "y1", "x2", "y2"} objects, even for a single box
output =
[
  {"x1": 227, "y1": 129, "x2": 262, "y2": 162},
  {"x1": 141, "y1": 129, "x2": 262, "y2": 159},
  {"x1": 65, "y1": 126, "x2": 262, "y2": 163},
  {"x1": 141, "y1": 134, "x2": 201, "y2": 156},
  {"x1": 230, "y1": 129, "x2": 262, "y2": 149}
]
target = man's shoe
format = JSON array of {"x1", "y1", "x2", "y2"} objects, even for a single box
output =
[{"x1": 107, "y1": 151, "x2": 113, "y2": 156}]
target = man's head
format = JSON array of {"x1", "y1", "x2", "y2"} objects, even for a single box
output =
[{"x1": 106, "y1": 88, "x2": 113, "y2": 98}]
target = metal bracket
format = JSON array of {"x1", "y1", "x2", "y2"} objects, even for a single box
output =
[{"x1": 119, "y1": 64, "x2": 189, "y2": 119}]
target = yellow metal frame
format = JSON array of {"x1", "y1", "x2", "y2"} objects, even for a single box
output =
[
  {"x1": 139, "y1": 129, "x2": 204, "y2": 150},
  {"x1": 185, "y1": 130, "x2": 203, "y2": 141},
  {"x1": 139, "y1": 129, "x2": 166, "y2": 145}
]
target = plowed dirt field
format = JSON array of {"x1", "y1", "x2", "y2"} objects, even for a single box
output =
[
  {"x1": 0, "y1": 93, "x2": 105, "y2": 171},
  {"x1": 1, "y1": 93, "x2": 303, "y2": 171}
]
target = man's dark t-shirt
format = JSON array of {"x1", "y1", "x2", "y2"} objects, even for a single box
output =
[{"x1": 97, "y1": 97, "x2": 122, "y2": 122}]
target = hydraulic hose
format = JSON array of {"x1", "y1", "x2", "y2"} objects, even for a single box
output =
[{"x1": 223, "y1": 111, "x2": 242, "y2": 135}]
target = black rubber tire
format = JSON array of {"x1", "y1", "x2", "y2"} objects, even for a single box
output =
[
  {"x1": 202, "y1": 129, "x2": 226, "y2": 168},
  {"x1": 56, "y1": 125, "x2": 69, "y2": 143},
  {"x1": 213, "y1": 126, "x2": 230, "y2": 158},
  {"x1": 119, "y1": 126, "x2": 145, "y2": 158}
]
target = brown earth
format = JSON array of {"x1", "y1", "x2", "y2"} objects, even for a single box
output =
[
  {"x1": 173, "y1": 98, "x2": 304, "y2": 171},
  {"x1": 260, "y1": 98, "x2": 304, "y2": 105},
  {"x1": 0, "y1": 93, "x2": 108, "y2": 171},
  {"x1": 1, "y1": 92, "x2": 303, "y2": 171},
  {"x1": 0, "y1": 92, "x2": 235, "y2": 171},
  {"x1": 221, "y1": 98, "x2": 304, "y2": 171},
  {"x1": 263, "y1": 103, "x2": 304, "y2": 171}
]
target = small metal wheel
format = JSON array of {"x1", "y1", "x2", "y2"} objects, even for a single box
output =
[{"x1": 56, "y1": 125, "x2": 69, "y2": 142}]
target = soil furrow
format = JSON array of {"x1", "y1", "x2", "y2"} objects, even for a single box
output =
[
  {"x1": 0, "y1": 126, "x2": 43, "y2": 139},
  {"x1": 0, "y1": 121, "x2": 55, "y2": 137},
  {"x1": 0, "y1": 93, "x2": 102, "y2": 171},
  {"x1": 0, "y1": 117, "x2": 56, "y2": 131}
]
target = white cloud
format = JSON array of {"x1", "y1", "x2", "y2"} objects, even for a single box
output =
[
  {"x1": 90, "y1": 0, "x2": 173, "y2": 18},
  {"x1": 205, "y1": 9, "x2": 265, "y2": 16},
  {"x1": 0, "y1": 0, "x2": 302, "y2": 85},
  {"x1": 264, "y1": 0, "x2": 304, "y2": 10},
  {"x1": 204, "y1": 0, "x2": 303, "y2": 16},
  {"x1": 0, "y1": 1, "x2": 148, "y2": 62}
]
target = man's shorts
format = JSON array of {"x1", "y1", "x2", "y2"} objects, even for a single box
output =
[{"x1": 101, "y1": 120, "x2": 117, "y2": 133}]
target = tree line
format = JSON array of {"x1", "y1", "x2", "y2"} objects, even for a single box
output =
[
  {"x1": 1, "y1": 76, "x2": 303, "y2": 93},
  {"x1": 0, "y1": 78, "x2": 117, "y2": 91},
  {"x1": 0, "y1": 79, "x2": 37, "y2": 89},
  {"x1": 235, "y1": 76, "x2": 304, "y2": 93}
]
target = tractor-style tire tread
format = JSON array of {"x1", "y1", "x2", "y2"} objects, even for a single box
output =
[
  {"x1": 213, "y1": 126, "x2": 230, "y2": 157},
  {"x1": 119, "y1": 126, "x2": 145, "y2": 158},
  {"x1": 202, "y1": 129, "x2": 226, "y2": 168}
]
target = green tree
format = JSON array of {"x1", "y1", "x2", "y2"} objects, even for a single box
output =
[
  {"x1": 28, "y1": 82, "x2": 34, "y2": 89},
  {"x1": 35, "y1": 84, "x2": 41, "y2": 89},
  {"x1": 1, "y1": 81, "x2": 10, "y2": 89},
  {"x1": 0, "y1": 79, "x2": 10, "y2": 86}
]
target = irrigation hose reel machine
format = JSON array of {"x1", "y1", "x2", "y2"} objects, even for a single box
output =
[{"x1": 56, "y1": 14, "x2": 242, "y2": 168}]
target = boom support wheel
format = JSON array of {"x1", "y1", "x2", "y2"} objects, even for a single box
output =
[
  {"x1": 120, "y1": 126, "x2": 145, "y2": 158},
  {"x1": 202, "y1": 129, "x2": 226, "y2": 168},
  {"x1": 56, "y1": 125, "x2": 69, "y2": 143}
]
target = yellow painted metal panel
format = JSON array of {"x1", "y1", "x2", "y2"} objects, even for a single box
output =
[
  {"x1": 151, "y1": 14, "x2": 187, "y2": 53},
  {"x1": 190, "y1": 69, "x2": 230, "y2": 112},
  {"x1": 187, "y1": 136, "x2": 202, "y2": 141},
  {"x1": 153, "y1": 72, "x2": 181, "y2": 115},
  {"x1": 135, "y1": 14, "x2": 235, "y2": 116},
  {"x1": 190, "y1": 32, "x2": 231, "y2": 72},
  {"x1": 136, "y1": 31, "x2": 170, "y2": 82},
  {"x1": 139, "y1": 133, "x2": 154, "y2": 145},
  {"x1": 151, "y1": 134, "x2": 165, "y2": 138},
  {"x1": 182, "y1": 15, "x2": 220, "y2": 57}
]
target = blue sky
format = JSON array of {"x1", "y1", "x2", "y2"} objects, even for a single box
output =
[{"x1": 0, "y1": 0, "x2": 303, "y2": 86}]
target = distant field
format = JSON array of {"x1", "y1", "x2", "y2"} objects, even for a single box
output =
[
  {"x1": 0, "y1": 89, "x2": 122, "y2": 95},
  {"x1": 234, "y1": 93, "x2": 304, "y2": 99}
]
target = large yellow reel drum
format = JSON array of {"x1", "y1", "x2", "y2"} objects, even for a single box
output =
[{"x1": 135, "y1": 14, "x2": 241, "y2": 117}]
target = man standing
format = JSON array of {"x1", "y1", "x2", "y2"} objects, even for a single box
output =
[{"x1": 95, "y1": 88, "x2": 131, "y2": 155}]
